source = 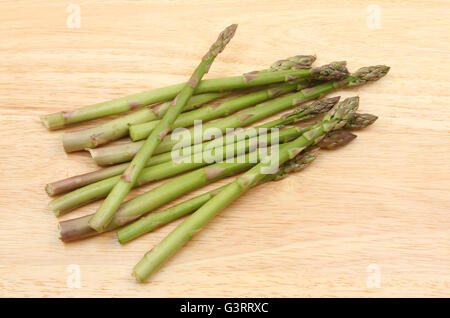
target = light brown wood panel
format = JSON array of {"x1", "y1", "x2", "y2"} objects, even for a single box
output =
[{"x1": 0, "y1": 0, "x2": 449, "y2": 297}]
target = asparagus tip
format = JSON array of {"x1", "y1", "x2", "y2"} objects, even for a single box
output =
[
  {"x1": 215, "y1": 24, "x2": 238, "y2": 52},
  {"x1": 269, "y1": 54, "x2": 317, "y2": 71},
  {"x1": 311, "y1": 61, "x2": 350, "y2": 81},
  {"x1": 318, "y1": 129, "x2": 357, "y2": 150},
  {"x1": 345, "y1": 113, "x2": 379, "y2": 130},
  {"x1": 310, "y1": 96, "x2": 341, "y2": 114},
  {"x1": 323, "y1": 96, "x2": 360, "y2": 131},
  {"x1": 350, "y1": 65, "x2": 390, "y2": 86},
  {"x1": 273, "y1": 147, "x2": 320, "y2": 181}
]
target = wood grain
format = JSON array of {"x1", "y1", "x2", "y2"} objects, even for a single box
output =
[{"x1": 0, "y1": 0, "x2": 449, "y2": 297}]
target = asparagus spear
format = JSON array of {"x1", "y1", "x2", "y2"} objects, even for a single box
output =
[
  {"x1": 129, "y1": 61, "x2": 351, "y2": 141},
  {"x1": 49, "y1": 98, "x2": 335, "y2": 213},
  {"x1": 129, "y1": 78, "x2": 310, "y2": 141},
  {"x1": 89, "y1": 64, "x2": 387, "y2": 167},
  {"x1": 49, "y1": 121, "x2": 318, "y2": 216},
  {"x1": 89, "y1": 24, "x2": 238, "y2": 232},
  {"x1": 46, "y1": 162, "x2": 130, "y2": 197},
  {"x1": 344, "y1": 113, "x2": 378, "y2": 130},
  {"x1": 317, "y1": 129, "x2": 357, "y2": 149},
  {"x1": 51, "y1": 64, "x2": 387, "y2": 196},
  {"x1": 50, "y1": 111, "x2": 370, "y2": 213},
  {"x1": 61, "y1": 55, "x2": 318, "y2": 152},
  {"x1": 57, "y1": 110, "x2": 374, "y2": 242},
  {"x1": 47, "y1": 97, "x2": 339, "y2": 196},
  {"x1": 117, "y1": 129, "x2": 358, "y2": 244},
  {"x1": 58, "y1": 153, "x2": 257, "y2": 242},
  {"x1": 132, "y1": 97, "x2": 359, "y2": 282},
  {"x1": 62, "y1": 92, "x2": 228, "y2": 153},
  {"x1": 267, "y1": 55, "x2": 317, "y2": 71},
  {"x1": 58, "y1": 105, "x2": 336, "y2": 240},
  {"x1": 40, "y1": 55, "x2": 317, "y2": 130},
  {"x1": 50, "y1": 138, "x2": 270, "y2": 216},
  {"x1": 57, "y1": 63, "x2": 389, "y2": 240},
  {"x1": 52, "y1": 63, "x2": 388, "y2": 216}
]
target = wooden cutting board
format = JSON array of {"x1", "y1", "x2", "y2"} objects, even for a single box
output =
[{"x1": 0, "y1": 0, "x2": 448, "y2": 297}]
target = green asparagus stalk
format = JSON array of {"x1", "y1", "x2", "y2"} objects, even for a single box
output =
[
  {"x1": 57, "y1": 63, "x2": 389, "y2": 241},
  {"x1": 89, "y1": 24, "x2": 238, "y2": 232},
  {"x1": 131, "y1": 97, "x2": 359, "y2": 282},
  {"x1": 57, "y1": 110, "x2": 371, "y2": 242},
  {"x1": 52, "y1": 64, "x2": 387, "y2": 197},
  {"x1": 57, "y1": 107, "x2": 333, "y2": 239},
  {"x1": 62, "y1": 92, "x2": 228, "y2": 153},
  {"x1": 49, "y1": 98, "x2": 340, "y2": 211},
  {"x1": 116, "y1": 150, "x2": 318, "y2": 244},
  {"x1": 117, "y1": 129, "x2": 358, "y2": 244},
  {"x1": 89, "y1": 64, "x2": 387, "y2": 167},
  {"x1": 49, "y1": 121, "x2": 317, "y2": 214},
  {"x1": 47, "y1": 97, "x2": 338, "y2": 196},
  {"x1": 59, "y1": 148, "x2": 315, "y2": 243},
  {"x1": 116, "y1": 184, "x2": 230, "y2": 244},
  {"x1": 50, "y1": 142, "x2": 263, "y2": 216},
  {"x1": 51, "y1": 64, "x2": 388, "y2": 212},
  {"x1": 40, "y1": 55, "x2": 317, "y2": 130},
  {"x1": 128, "y1": 83, "x2": 296, "y2": 142},
  {"x1": 61, "y1": 55, "x2": 318, "y2": 152},
  {"x1": 46, "y1": 163, "x2": 129, "y2": 196},
  {"x1": 58, "y1": 153, "x2": 257, "y2": 242},
  {"x1": 129, "y1": 61, "x2": 351, "y2": 141},
  {"x1": 88, "y1": 62, "x2": 351, "y2": 166}
]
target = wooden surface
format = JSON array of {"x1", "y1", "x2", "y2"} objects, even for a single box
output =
[{"x1": 0, "y1": 0, "x2": 449, "y2": 297}]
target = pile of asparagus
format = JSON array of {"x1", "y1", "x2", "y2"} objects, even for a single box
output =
[{"x1": 41, "y1": 25, "x2": 389, "y2": 282}]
